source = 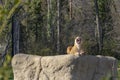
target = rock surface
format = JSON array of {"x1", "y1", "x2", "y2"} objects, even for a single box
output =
[{"x1": 12, "y1": 54, "x2": 118, "y2": 80}]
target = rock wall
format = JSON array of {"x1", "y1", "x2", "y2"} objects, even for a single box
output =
[{"x1": 12, "y1": 54, "x2": 118, "y2": 80}]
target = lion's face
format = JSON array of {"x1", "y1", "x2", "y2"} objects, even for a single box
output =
[{"x1": 75, "y1": 36, "x2": 81, "y2": 44}]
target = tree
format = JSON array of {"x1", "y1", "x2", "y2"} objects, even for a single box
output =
[
  {"x1": 94, "y1": 0, "x2": 102, "y2": 53},
  {"x1": 47, "y1": 0, "x2": 51, "y2": 39},
  {"x1": 0, "y1": 0, "x2": 21, "y2": 34},
  {"x1": 11, "y1": 13, "x2": 20, "y2": 56},
  {"x1": 0, "y1": 0, "x2": 21, "y2": 57},
  {"x1": 97, "y1": 0, "x2": 116, "y2": 56},
  {"x1": 69, "y1": 0, "x2": 72, "y2": 20},
  {"x1": 57, "y1": 0, "x2": 60, "y2": 54}
]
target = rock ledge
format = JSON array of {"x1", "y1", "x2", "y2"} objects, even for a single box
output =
[{"x1": 12, "y1": 54, "x2": 118, "y2": 80}]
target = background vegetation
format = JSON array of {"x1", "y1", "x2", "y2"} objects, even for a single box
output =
[{"x1": 0, "y1": 0, "x2": 120, "y2": 80}]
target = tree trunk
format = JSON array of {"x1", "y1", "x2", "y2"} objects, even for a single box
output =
[
  {"x1": 69, "y1": 0, "x2": 72, "y2": 20},
  {"x1": 57, "y1": 0, "x2": 60, "y2": 54},
  {"x1": 47, "y1": 0, "x2": 51, "y2": 38},
  {"x1": 12, "y1": 14, "x2": 20, "y2": 57},
  {"x1": 94, "y1": 0, "x2": 102, "y2": 53},
  {"x1": 35, "y1": 24, "x2": 38, "y2": 42},
  {"x1": 0, "y1": 0, "x2": 3, "y2": 5}
]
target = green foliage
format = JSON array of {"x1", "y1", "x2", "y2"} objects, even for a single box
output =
[
  {"x1": 0, "y1": 54, "x2": 13, "y2": 80},
  {"x1": 0, "y1": 0, "x2": 21, "y2": 37},
  {"x1": 82, "y1": 39, "x2": 98, "y2": 55},
  {"x1": 118, "y1": 70, "x2": 120, "y2": 80},
  {"x1": 0, "y1": 0, "x2": 119, "y2": 57},
  {"x1": 19, "y1": 0, "x2": 48, "y2": 54},
  {"x1": 38, "y1": 48, "x2": 53, "y2": 56},
  {"x1": 118, "y1": 61, "x2": 120, "y2": 79},
  {"x1": 97, "y1": 0, "x2": 118, "y2": 58},
  {"x1": 101, "y1": 74, "x2": 112, "y2": 80}
]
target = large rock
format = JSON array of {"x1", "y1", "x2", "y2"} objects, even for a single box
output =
[{"x1": 12, "y1": 54, "x2": 118, "y2": 80}]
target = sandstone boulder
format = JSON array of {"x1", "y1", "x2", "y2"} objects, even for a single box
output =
[{"x1": 12, "y1": 54, "x2": 118, "y2": 80}]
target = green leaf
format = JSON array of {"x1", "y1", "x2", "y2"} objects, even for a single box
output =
[
  {"x1": 14, "y1": 0, "x2": 20, "y2": 4},
  {"x1": 0, "y1": 0, "x2": 21, "y2": 34}
]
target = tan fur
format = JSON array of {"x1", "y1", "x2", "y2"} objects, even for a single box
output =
[
  {"x1": 67, "y1": 36, "x2": 85, "y2": 55},
  {"x1": 67, "y1": 46, "x2": 73, "y2": 54}
]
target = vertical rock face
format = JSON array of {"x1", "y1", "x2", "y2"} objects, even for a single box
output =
[
  {"x1": 12, "y1": 54, "x2": 118, "y2": 80},
  {"x1": 12, "y1": 54, "x2": 42, "y2": 80}
]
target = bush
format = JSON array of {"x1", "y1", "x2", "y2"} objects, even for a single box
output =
[{"x1": 0, "y1": 54, "x2": 13, "y2": 80}]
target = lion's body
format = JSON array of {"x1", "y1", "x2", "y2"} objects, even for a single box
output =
[{"x1": 66, "y1": 36, "x2": 85, "y2": 55}]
